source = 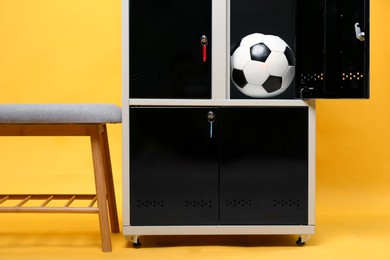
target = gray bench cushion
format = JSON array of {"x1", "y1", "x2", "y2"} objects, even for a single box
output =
[{"x1": 0, "y1": 104, "x2": 122, "y2": 124}]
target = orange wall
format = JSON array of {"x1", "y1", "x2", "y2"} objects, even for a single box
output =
[
  {"x1": 0, "y1": 0, "x2": 122, "y2": 195},
  {"x1": 0, "y1": 0, "x2": 121, "y2": 104}
]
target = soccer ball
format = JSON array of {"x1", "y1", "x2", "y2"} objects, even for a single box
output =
[{"x1": 231, "y1": 33, "x2": 295, "y2": 98}]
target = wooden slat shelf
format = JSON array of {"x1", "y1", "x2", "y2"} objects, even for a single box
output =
[{"x1": 0, "y1": 194, "x2": 99, "y2": 213}]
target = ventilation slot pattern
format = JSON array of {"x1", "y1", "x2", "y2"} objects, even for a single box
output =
[
  {"x1": 130, "y1": 73, "x2": 161, "y2": 82},
  {"x1": 137, "y1": 200, "x2": 164, "y2": 208},
  {"x1": 342, "y1": 72, "x2": 364, "y2": 81},
  {"x1": 300, "y1": 73, "x2": 324, "y2": 83},
  {"x1": 185, "y1": 200, "x2": 213, "y2": 208},
  {"x1": 178, "y1": 72, "x2": 209, "y2": 85},
  {"x1": 273, "y1": 199, "x2": 301, "y2": 208},
  {"x1": 225, "y1": 199, "x2": 253, "y2": 207}
]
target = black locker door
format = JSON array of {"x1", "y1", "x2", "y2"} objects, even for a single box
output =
[
  {"x1": 129, "y1": 0, "x2": 212, "y2": 99},
  {"x1": 296, "y1": 0, "x2": 369, "y2": 98},
  {"x1": 219, "y1": 107, "x2": 308, "y2": 225},
  {"x1": 130, "y1": 107, "x2": 219, "y2": 225}
]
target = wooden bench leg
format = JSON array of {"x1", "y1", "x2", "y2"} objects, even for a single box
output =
[
  {"x1": 90, "y1": 125, "x2": 112, "y2": 252},
  {"x1": 100, "y1": 125, "x2": 120, "y2": 233}
]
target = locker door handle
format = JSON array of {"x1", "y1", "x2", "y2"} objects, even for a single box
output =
[
  {"x1": 207, "y1": 111, "x2": 215, "y2": 138},
  {"x1": 354, "y1": 23, "x2": 365, "y2": 42},
  {"x1": 201, "y1": 35, "x2": 208, "y2": 62}
]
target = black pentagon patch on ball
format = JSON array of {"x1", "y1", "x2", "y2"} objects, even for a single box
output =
[
  {"x1": 232, "y1": 69, "x2": 247, "y2": 88},
  {"x1": 250, "y1": 43, "x2": 271, "y2": 62},
  {"x1": 284, "y1": 47, "x2": 295, "y2": 66},
  {"x1": 263, "y1": 76, "x2": 282, "y2": 93},
  {"x1": 231, "y1": 40, "x2": 242, "y2": 56}
]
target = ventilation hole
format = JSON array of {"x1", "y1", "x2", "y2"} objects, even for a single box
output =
[
  {"x1": 137, "y1": 200, "x2": 164, "y2": 208},
  {"x1": 178, "y1": 72, "x2": 209, "y2": 85},
  {"x1": 341, "y1": 72, "x2": 364, "y2": 81},
  {"x1": 300, "y1": 72, "x2": 325, "y2": 83},
  {"x1": 225, "y1": 199, "x2": 253, "y2": 208},
  {"x1": 185, "y1": 200, "x2": 213, "y2": 208},
  {"x1": 130, "y1": 72, "x2": 161, "y2": 82},
  {"x1": 273, "y1": 199, "x2": 302, "y2": 208}
]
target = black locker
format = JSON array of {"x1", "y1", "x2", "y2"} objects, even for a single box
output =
[
  {"x1": 129, "y1": 0, "x2": 212, "y2": 99},
  {"x1": 124, "y1": 0, "x2": 370, "y2": 244}
]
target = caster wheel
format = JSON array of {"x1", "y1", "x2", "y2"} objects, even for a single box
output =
[
  {"x1": 133, "y1": 241, "x2": 142, "y2": 248},
  {"x1": 296, "y1": 237, "x2": 305, "y2": 246}
]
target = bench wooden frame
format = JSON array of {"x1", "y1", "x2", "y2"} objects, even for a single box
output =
[{"x1": 0, "y1": 123, "x2": 119, "y2": 252}]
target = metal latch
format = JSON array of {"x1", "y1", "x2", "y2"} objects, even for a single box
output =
[{"x1": 354, "y1": 23, "x2": 365, "y2": 41}]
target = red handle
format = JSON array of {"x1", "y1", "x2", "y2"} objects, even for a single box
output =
[
  {"x1": 201, "y1": 35, "x2": 208, "y2": 63},
  {"x1": 203, "y1": 45, "x2": 207, "y2": 62}
]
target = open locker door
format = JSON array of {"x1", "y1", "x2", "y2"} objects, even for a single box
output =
[{"x1": 296, "y1": 0, "x2": 369, "y2": 99}]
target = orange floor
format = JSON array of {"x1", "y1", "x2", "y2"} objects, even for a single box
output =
[{"x1": 1, "y1": 183, "x2": 389, "y2": 260}]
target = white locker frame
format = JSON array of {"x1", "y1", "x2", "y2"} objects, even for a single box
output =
[{"x1": 122, "y1": 0, "x2": 316, "y2": 244}]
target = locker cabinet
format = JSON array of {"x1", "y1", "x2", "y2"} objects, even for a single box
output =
[{"x1": 122, "y1": 0, "x2": 369, "y2": 246}]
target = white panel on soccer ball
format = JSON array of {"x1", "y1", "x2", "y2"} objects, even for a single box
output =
[
  {"x1": 243, "y1": 61, "x2": 269, "y2": 86},
  {"x1": 231, "y1": 46, "x2": 251, "y2": 70},
  {"x1": 265, "y1": 52, "x2": 289, "y2": 77},
  {"x1": 263, "y1": 35, "x2": 288, "y2": 52},
  {"x1": 240, "y1": 33, "x2": 266, "y2": 48},
  {"x1": 282, "y1": 66, "x2": 295, "y2": 89},
  {"x1": 241, "y1": 83, "x2": 269, "y2": 98}
]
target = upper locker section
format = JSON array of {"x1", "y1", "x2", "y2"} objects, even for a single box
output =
[
  {"x1": 229, "y1": 0, "x2": 369, "y2": 99},
  {"x1": 127, "y1": 0, "x2": 369, "y2": 100},
  {"x1": 129, "y1": 0, "x2": 212, "y2": 99}
]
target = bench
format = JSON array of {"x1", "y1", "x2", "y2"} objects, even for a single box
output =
[{"x1": 0, "y1": 104, "x2": 121, "y2": 252}]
